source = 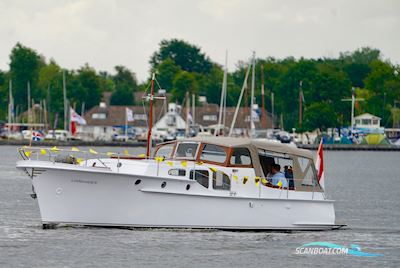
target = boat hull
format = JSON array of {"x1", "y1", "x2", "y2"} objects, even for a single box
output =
[{"x1": 19, "y1": 161, "x2": 338, "y2": 230}]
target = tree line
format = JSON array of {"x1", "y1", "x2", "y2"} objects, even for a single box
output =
[{"x1": 0, "y1": 39, "x2": 399, "y2": 131}]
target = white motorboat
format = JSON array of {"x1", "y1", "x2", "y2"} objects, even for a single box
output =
[{"x1": 16, "y1": 137, "x2": 342, "y2": 230}]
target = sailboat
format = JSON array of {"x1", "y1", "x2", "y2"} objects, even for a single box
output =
[{"x1": 16, "y1": 73, "x2": 342, "y2": 230}]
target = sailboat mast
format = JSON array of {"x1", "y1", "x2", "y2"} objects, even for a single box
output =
[
  {"x1": 216, "y1": 51, "x2": 228, "y2": 136},
  {"x1": 63, "y1": 71, "x2": 67, "y2": 131},
  {"x1": 299, "y1": 80, "x2": 303, "y2": 130},
  {"x1": 228, "y1": 65, "x2": 251, "y2": 136},
  {"x1": 192, "y1": 93, "x2": 195, "y2": 129},
  {"x1": 146, "y1": 73, "x2": 156, "y2": 158},
  {"x1": 8, "y1": 80, "x2": 13, "y2": 137},
  {"x1": 250, "y1": 52, "x2": 256, "y2": 137},
  {"x1": 27, "y1": 82, "x2": 31, "y2": 125},
  {"x1": 185, "y1": 91, "x2": 190, "y2": 137},
  {"x1": 261, "y1": 64, "x2": 267, "y2": 129}
]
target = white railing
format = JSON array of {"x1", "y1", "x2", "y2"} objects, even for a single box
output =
[
  {"x1": 17, "y1": 146, "x2": 142, "y2": 172},
  {"x1": 253, "y1": 176, "x2": 325, "y2": 200}
]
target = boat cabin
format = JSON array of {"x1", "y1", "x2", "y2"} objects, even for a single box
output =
[{"x1": 153, "y1": 137, "x2": 322, "y2": 193}]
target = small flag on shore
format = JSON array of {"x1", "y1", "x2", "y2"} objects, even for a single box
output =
[
  {"x1": 126, "y1": 108, "x2": 134, "y2": 122},
  {"x1": 70, "y1": 107, "x2": 87, "y2": 125},
  {"x1": 31, "y1": 131, "x2": 44, "y2": 142}
]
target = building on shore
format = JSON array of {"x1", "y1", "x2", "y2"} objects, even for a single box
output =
[{"x1": 354, "y1": 113, "x2": 381, "y2": 129}]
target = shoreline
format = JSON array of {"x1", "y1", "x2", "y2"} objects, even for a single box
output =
[
  {"x1": 0, "y1": 140, "x2": 147, "y2": 147},
  {"x1": 1, "y1": 139, "x2": 399, "y2": 150},
  {"x1": 297, "y1": 143, "x2": 400, "y2": 151}
]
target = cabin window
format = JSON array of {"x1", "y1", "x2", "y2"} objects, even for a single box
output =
[
  {"x1": 372, "y1": 119, "x2": 379, "y2": 125},
  {"x1": 258, "y1": 150, "x2": 294, "y2": 189},
  {"x1": 155, "y1": 143, "x2": 174, "y2": 158},
  {"x1": 168, "y1": 169, "x2": 186, "y2": 176},
  {"x1": 200, "y1": 144, "x2": 227, "y2": 163},
  {"x1": 190, "y1": 170, "x2": 209, "y2": 188},
  {"x1": 212, "y1": 171, "x2": 230, "y2": 190},
  {"x1": 296, "y1": 157, "x2": 317, "y2": 187},
  {"x1": 230, "y1": 148, "x2": 252, "y2": 165},
  {"x1": 175, "y1": 142, "x2": 199, "y2": 159}
]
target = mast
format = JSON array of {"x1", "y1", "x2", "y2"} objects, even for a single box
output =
[
  {"x1": 8, "y1": 80, "x2": 13, "y2": 137},
  {"x1": 216, "y1": 51, "x2": 228, "y2": 136},
  {"x1": 146, "y1": 73, "x2": 156, "y2": 158},
  {"x1": 185, "y1": 91, "x2": 190, "y2": 137},
  {"x1": 192, "y1": 93, "x2": 195, "y2": 130},
  {"x1": 63, "y1": 70, "x2": 67, "y2": 131},
  {"x1": 27, "y1": 82, "x2": 32, "y2": 147},
  {"x1": 271, "y1": 91, "x2": 275, "y2": 129},
  {"x1": 27, "y1": 82, "x2": 31, "y2": 124},
  {"x1": 351, "y1": 87, "x2": 355, "y2": 130},
  {"x1": 250, "y1": 52, "x2": 256, "y2": 137},
  {"x1": 125, "y1": 107, "x2": 128, "y2": 142},
  {"x1": 228, "y1": 65, "x2": 251, "y2": 136},
  {"x1": 222, "y1": 52, "x2": 228, "y2": 135},
  {"x1": 299, "y1": 80, "x2": 303, "y2": 130},
  {"x1": 341, "y1": 87, "x2": 364, "y2": 131},
  {"x1": 46, "y1": 84, "x2": 51, "y2": 131},
  {"x1": 261, "y1": 64, "x2": 267, "y2": 129},
  {"x1": 43, "y1": 99, "x2": 48, "y2": 131}
]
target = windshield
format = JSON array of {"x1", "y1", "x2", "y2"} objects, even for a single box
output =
[
  {"x1": 174, "y1": 142, "x2": 199, "y2": 159},
  {"x1": 154, "y1": 143, "x2": 175, "y2": 158}
]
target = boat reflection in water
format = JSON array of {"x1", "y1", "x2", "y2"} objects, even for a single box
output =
[{"x1": 16, "y1": 137, "x2": 343, "y2": 230}]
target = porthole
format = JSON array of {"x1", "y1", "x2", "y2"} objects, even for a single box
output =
[
  {"x1": 186, "y1": 184, "x2": 190, "y2": 191},
  {"x1": 117, "y1": 162, "x2": 122, "y2": 168},
  {"x1": 161, "y1": 181, "x2": 167, "y2": 188},
  {"x1": 135, "y1": 179, "x2": 141, "y2": 185}
]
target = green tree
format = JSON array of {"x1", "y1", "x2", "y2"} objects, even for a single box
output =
[
  {"x1": 197, "y1": 64, "x2": 224, "y2": 105},
  {"x1": 37, "y1": 60, "x2": 63, "y2": 125},
  {"x1": 150, "y1": 39, "x2": 212, "y2": 74},
  {"x1": 9, "y1": 43, "x2": 45, "y2": 110},
  {"x1": 73, "y1": 64, "x2": 101, "y2": 110},
  {"x1": 276, "y1": 59, "x2": 319, "y2": 129},
  {"x1": 110, "y1": 84, "x2": 135, "y2": 105},
  {"x1": 0, "y1": 70, "x2": 7, "y2": 120},
  {"x1": 172, "y1": 71, "x2": 198, "y2": 102},
  {"x1": 303, "y1": 102, "x2": 339, "y2": 131},
  {"x1": 155, "y1": 58, "x2": 181, "y2": 90},
  {"x1": 110, "y1": 65, "x2": 137, "y2": 105}
]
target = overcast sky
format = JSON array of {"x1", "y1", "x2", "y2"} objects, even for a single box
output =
[{"x1": 0, "y1": 0, "x2": 399, "y2": 81}]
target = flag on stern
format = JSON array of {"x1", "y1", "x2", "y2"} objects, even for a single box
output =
[{"x1": 315, "y1": 139, "x2": 325, "y2": 189}]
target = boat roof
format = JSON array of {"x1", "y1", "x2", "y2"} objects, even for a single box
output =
[{"x1": 187, "y1": 136, "x2": 313, "y2": 159}]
